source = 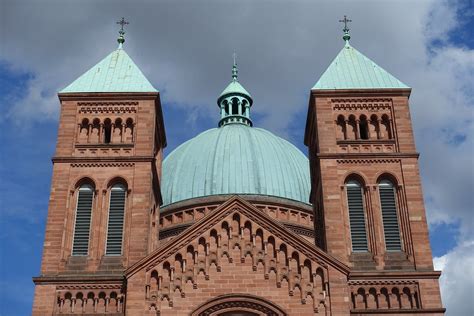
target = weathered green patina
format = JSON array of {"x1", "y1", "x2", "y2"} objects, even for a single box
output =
[
  {"x1": 313, "y1": 27, "x2": 409, "y2": 90},
  {"x1": 61, "y1": 26, "x2": 156, "y2": 94},
  {"x1": 60, "y1": 48, "x2": 157, "y2": 93},
  {"x1": 161, "y1": 124, "x2": 311, "y2": 206}
]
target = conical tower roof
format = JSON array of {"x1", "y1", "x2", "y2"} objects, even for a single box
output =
[
  {"x1": 219, "y1": 80, "x2": 252, "y2": 100},
  {"x1": 218, "y1": 58, "x2": 252, "y2": 104},
  {"x1": 60, "y1": 26, "x2": 156, "y2": 93},
  {"x1": 313, "y1": 30, "x2": 409, "y2": 90}
]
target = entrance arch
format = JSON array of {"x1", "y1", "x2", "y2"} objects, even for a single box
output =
[{"x1": 191, "y1": 294, "x2": 287, "y2": 316}]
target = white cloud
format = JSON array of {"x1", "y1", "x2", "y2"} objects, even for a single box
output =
[
  {"x1": 5, "y1": 77, "x2": 59, "y2": 121},
  {"x1": 434, "y1": 241, "x2": 474, "y2": 315}
]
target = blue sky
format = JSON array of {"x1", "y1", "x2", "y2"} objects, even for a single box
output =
[{"x1": 1, "y1": 1, "x2": 473, "y2": 315}]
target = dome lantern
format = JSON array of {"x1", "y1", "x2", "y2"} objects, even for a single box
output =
[{"x1": 217, "y1": 55, "x2": 253, "y2": 127}]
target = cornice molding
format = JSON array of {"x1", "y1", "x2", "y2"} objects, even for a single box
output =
[
  {"x1": 311, "y1": 88, "x2": 411, "y2": 98},
  {"x1": 58, "y1": 92, "x2": 159, "y2": 101},
  {"x1": 316, "y1": 152, "x2": 419, "y2": 160},
  {"x1": 52, "y1": 156, "x2": 155, "y2": 163},
  {"x1": 349, "y1": 270, "x2": 442, "y2": 280},
  {"x1": 32, "y1": 275, "x2": 124, "y2": 285}
]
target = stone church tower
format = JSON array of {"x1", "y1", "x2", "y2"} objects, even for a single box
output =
[{"x1": 32, "y1": 21, "x2": 444, "y2": 315}]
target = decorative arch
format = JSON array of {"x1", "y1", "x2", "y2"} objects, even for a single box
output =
[
  {"x1": 375, "y1": 172, "x2": 400, "y2": 186},
  {"x1": 343, "y1": 172, "x2": 368, "y2": 187},
  {"x1": 191, "y1": 294, "x2": 287, "y2": 316},
  {"x1": 72, "y1": 176, "x2": 97, "y2": 192},
  {"x1": 104, "y1": 176, "x2": 130, "y2": 191}
]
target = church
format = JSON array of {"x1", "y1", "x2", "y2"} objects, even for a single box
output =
[{"x1": 32, "y1": 18, "x2": 445, "y2": 315}]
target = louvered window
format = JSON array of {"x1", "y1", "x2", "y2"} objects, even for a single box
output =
[
  {"x1": 379, "y1": 180, "x2": 402, "y2": 251},
  {"x1": 346, "y1": 180, "x2": 368, "y2": 252},
  {"x1": 106, "y1": 184, "x2": 126, "y2": 255},
  {"x1": 72, "y1": 184, "x2": 94, "y2": 256}
]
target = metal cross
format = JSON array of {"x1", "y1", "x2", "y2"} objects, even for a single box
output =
[
  {"x1": 339, "y1": 15, "x2": 352, "y2": 32},
  {"x1": 117, "y1": 17, "x2": 129, "y2": 33}
]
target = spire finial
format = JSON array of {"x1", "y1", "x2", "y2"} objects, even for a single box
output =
[
  {"x1": 116, "y1": 17, "x2": 129, "y2": 48},
  {"x1": 339, "y1": 15, "x2": 352, "y2": 43},
  {"x1": 232, "y1": 52, "x2": 238, "y2": 82}
]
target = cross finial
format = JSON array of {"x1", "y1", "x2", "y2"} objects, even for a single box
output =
[
  {"x1": 339, "y1": 15, "x2": 352, "y2": 42},
  {"x1": 232, "y1": 52, "x2": 238, "y2": 81},
  {"x1": 116, "y1": 17, "x2": 129, "y2": 48}
]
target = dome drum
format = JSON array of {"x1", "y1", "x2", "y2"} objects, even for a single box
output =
[{"x1": 158, "y1": 194, "x2": 315, "y2": 242}]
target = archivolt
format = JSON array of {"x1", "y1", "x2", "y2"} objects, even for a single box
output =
[{"x1": 191, "y1": 293, "x2": 287, "y2": 316}]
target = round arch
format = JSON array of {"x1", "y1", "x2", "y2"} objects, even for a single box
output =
[
  {"x1": 191, "y1": 294, "x2": 287, "y2": 316},
  {"x1": 104, "y1": 176, "x2": 130, "y2": 190},
  {"x1": 375, "y1": 172, "x2": 401, "y2": 186},
  {"x1": 343, "y1": 171, "x2": 368, "y2": 186}
]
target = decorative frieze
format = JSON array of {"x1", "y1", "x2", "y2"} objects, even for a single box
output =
[
  {"x1": 331, "y1": 98, "x2": 392, "y2": 111},
  {"x1": 348, "y1": 280, "x2": 420, "y2": 311},
  {"x1": 70, "y1": 162, "x2": 135, "y2": 168},
  {"x1": 55, "y1": 284, "x2": 125, "y2": 314},
  {"x1": 78, "y1": 102, "x2": 138, "y2": 114},
  {"x1": 336, "y1": 159, "x2": 401, "y2": 164}
]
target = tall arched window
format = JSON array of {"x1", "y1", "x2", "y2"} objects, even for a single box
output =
[
  {"x1": 346, "y1": 180, "x2": 368, "y2": 252},
  {"x1": 72, "y1": 184, "x2": 94, "y2": 255},
  {"x1": 106, "y1": 184, "x2": 126, "y2": 255},
  {"x1": 379, "y1": 180, "x2": 402, "y2": 251}
]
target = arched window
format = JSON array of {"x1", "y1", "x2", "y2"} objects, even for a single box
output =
[
  {"x1": 223, "y1": 100, "x2": 229, "y2": 115},
  {"x1": 347, "y1": 115, "x2": 357, "y2": 140},
  {"x1": 103, "y1": 118, "x2": 112, "y2": 144},
  {"x1": 359, "y1": 115, "x2": 369, "y2": 140},
  {"x1": 106, "y1": 184, "x2": 126, "y2": 255},
  {"x1": 379, "y1": 179, "x2": 402, "y2": 251},
  {"x1": 381, "y1": 114, "x2": 392, "y2": 139},
  {"x1": 113, "y1": 118, "x2": 122, "y2": 143},
  {"x1": 346, "y1": 180, "x2": 368, "y2": 252},
  {"x1": 241, "y1": 100, "x2": 248, "y2": 116},
  {"x1": 336, "y1": 115, "x2": 346, "y2": 140},
  {"x1": 72, "y1": 184, "x2": 94, "y2": 255},
  {"x1": 125, "y1": 118, "x2": 134, "y2": 143},
  {"x1": 231, "y1": 98, "x2": 239, "y2": 115}
]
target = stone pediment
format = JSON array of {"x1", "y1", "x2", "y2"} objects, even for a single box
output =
[
  {"x1": 126, "y1": 196, "x2": 349, "y2": 314},
  {"x1": 127, "y1": 196, "x2": 348, "y2": 277}
]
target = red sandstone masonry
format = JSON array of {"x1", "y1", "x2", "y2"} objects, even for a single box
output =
[
  {"x1": 304, "y1": 89, "x2": 443, "y2": 312},
  {"x1": 32, "y1": 92, "x2": 166, "y2": 315}
]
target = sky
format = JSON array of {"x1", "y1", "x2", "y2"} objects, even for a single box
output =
[{"x1": 0, "y1": 0, "x2": 473, "y2": 315}]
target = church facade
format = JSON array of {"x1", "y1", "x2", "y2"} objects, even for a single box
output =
[{"x1": 32, "y1": 22, "x2": 445, "y2": 315}]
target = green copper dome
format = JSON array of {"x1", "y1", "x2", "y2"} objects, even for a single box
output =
[{"x1": 161, "y1": 124, "x2": 311, "y2": 206}]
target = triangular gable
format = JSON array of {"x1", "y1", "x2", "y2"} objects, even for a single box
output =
[
  {"x1": 127, "y1": 196, "x2": 349, "y2": 277},
  {"x1": 313, "y1": 43, "x2": 409, "y2": 90},
  {"x1": 60, "y1": 48, "x2": 157, "y2": 93}
]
